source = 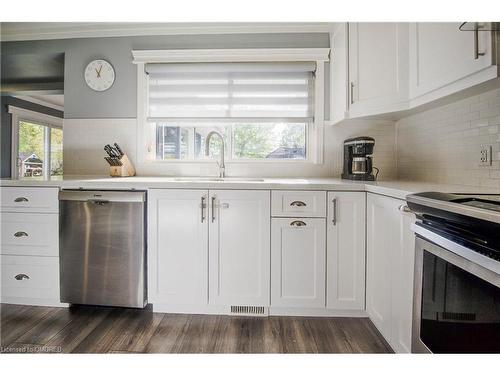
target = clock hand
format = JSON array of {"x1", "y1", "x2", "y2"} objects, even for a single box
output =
[
  {"x1": 95, "y1": 68, "x2": 101, "y2": 78},
  {"x1": 97, "y1": 65, "x2": 103, "y2": 77}
]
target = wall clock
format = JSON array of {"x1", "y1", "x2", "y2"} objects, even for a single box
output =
[{"x1": 84, "y1": 59, "x2": 115, "y2": 92}]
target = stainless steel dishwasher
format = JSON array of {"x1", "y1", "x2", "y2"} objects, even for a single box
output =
[{"x1": 59, "y1": 190, "x2": 147, "y2": 308}]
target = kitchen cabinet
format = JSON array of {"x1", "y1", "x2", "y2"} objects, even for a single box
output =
[
  {"x1": 147, "y1": 189, "x2": 209, "y2": 307},
  {"x1": 326, "y1": 192, "x2": 366, "y2": 310},
  {"x1": 409, "y1": 22, "x2": 499, "y2": 106},
  {"x1": 149, "y1": 188, "x2": 271, "y2": 311},
  {"x1": 330, "y1": 22, "x2": 499, "y2": 124},
  {"x1": 0, "y1": 187, "x2": 62, "y2": 306},
  {"x1": 366, "y1": 193, "x2": 416, "y2": 353},
  {"x1": 209, "y1": 190, "x2": 270, "y2": 307},
  {"x1": 348, "y1": 23, "x2": 409, "y2": 117},
  {"x1": 271, "y1": 217, "x2": 326, "y2": 308}
]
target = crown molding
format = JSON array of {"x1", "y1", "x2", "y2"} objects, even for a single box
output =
[
  {"x1": 132, "y1": 48, "x2": 331, "y2": 63},
  {"x1": 1, "y1": 22, "x2": 334, "y2": 42}
]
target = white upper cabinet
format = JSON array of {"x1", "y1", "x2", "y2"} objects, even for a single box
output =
[
  {"x1": 209, "y1": 190, "x2": 270, "y2": 307},
  {"x1": 348, "y1": 23, "x2": 409, "y2": 117},
  {"x1": 326, "y1": 192, "x2": 366, "y2": 310},
  {"x1": 329, "y1": 22, "x2": 499, "y2": 123},
  {"x1": 409, "y1": 22, "x2": 498, "y2": 106},
  {"x1": 148, "y1": 189, "x2": 209, "y2": 307},
  {"x1": 271, "y1": 217, "x2": 326, "y2": 308}
]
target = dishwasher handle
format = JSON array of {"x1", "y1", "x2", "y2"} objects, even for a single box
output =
[{"x1": 60, "y1": 190, "x2": 145, "y2": 203}]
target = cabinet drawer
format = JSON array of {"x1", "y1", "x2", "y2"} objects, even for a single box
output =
[
  {"x1": 0, "y1": 187, "x2": 59, "y2": 213},
  {"x1": 1, "y1": 255, "x2": 60, "y2": 302},
  {"x1": 1, "y1": 213, "x2": 58, "y2": 256},
  {"x1": 271, "y1": 191, "x2": 326, "y2": 217}
]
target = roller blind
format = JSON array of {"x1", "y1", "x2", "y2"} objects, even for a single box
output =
[{"x1": 146, "y1": 62, "x2": 315, "y2": 120}]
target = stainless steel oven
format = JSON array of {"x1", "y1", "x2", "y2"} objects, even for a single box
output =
[{"x1": 407, "y1": 192, "x2": 500, "y2": 353}]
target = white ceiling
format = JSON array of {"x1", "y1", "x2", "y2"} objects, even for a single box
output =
[{"x1": 0, "y1": 22, "x2": 334, "y2": 42}]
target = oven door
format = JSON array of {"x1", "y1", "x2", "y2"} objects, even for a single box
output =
[{"x1": 413, "y1": 236, "x2": 500, "y2": 353}]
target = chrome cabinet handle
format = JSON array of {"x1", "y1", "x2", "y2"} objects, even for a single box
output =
[
  {"x1": 211, "y1": 196, "x2": 216, "y2": 223},
  {"x1": 200, "y1": 196, "x2": 206, "y2": 223},
  {"x1": 290, "y1": 220, "x2": 306, "y2": 227},
  {"x1": 350, "y1": 82, "x2": 354, "y2": 104},
  {"x1": 290, "y1": 201, "x2": 306, "y2": 207},
  {"x1": 332, "y1": 198, "x2": 337, "y2": 226},
  {"x1": 14, "y1": 274, "x2": 30, "y2": 281},
  {"x1": 474, "y1": 26, "x2": 486, "y2": 60},
  {"x1": 14, "y1": 197, "x2": 29, "y2": 203},
  {"x1": 14, "y1": 231, "x2": 29, "y2": 237},
  {"x1": 399, "y1": 204, "x2": 413, "y2": 213}
]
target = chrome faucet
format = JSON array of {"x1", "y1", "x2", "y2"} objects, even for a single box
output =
[{"x1": 205, "y1": 131, "x2": 226, "y2": 178}]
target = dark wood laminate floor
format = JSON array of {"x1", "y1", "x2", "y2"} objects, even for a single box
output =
[{"x1": 0, "y1": 304, "x2": 392, "y2": 354}]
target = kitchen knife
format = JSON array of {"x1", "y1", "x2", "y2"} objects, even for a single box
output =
[
  {"x1": 105, "y1": 144, "x2": 120, "y2": 158},
  {"x1": 104, "y1": 145, "x2": 117, "y2": 158},
  {"x1": 114, "y1": 143, "x2": 124, "y2": 156},
  {"x1": 104, "y1": 157, "x2": 114, "y2": 166}
]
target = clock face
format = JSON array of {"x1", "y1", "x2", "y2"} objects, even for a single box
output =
[{"x1": 84, "y1": 59, "x2": 115, "y2": 92}]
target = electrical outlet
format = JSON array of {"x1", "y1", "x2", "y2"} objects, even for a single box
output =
[{"x1": 479, "y1": 145, "x2": 492, "y2": 166}]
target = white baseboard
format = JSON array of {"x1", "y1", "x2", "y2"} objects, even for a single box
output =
[
  {"x1": 151, "y1": 303, "x2": 367, "y2": 318},
  {"x1": 1, "y1": 297, "x2": 69, "y2": 308},
  {"x1": 269, "y1": 307, "x2": 368, "y2": 318}
]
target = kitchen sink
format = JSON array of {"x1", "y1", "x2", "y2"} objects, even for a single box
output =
[{"x1": 173, "y1": 177, "x2": 265, "y2": 182}]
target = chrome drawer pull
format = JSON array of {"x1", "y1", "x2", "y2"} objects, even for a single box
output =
[
  {"x1": 14, "y1": 274, "x2": 30, "y2": 281},
  {"x1": 290, "y1": 220, "x2": 306, "y2": 227},
  {"x1": 14, "y1": 231, "x2": 29, "y2": 237},
  {"x1": 290, "y1": 201, "x2": 306, "y2": 207},
  {"x1": 14, "y1": 197, "x2": 29, "y2": 203}
]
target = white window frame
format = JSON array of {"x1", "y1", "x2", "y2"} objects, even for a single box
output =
[
  {"x1": 9, "y1": 105, "x2": 63, "y2": 179},
  {"x1": 133, "y1": 48, "x2": 330, "y2": 165}
]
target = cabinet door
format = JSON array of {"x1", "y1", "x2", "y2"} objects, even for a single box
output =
[
  {"x1": 271, "y1": 217, "x2": 326, "y2": 308},
  {"x1": 326, "y1": 192, "x2": 366, "y2": 310},
  {"x1": 366, "y1": 193, "x2": 397, "y2": 339},
  {"x1": 349, "y1": 22, "x2": 409, "y2": 116},
  {"x1": 148, "y1": 189, "x2": 208, "y2": 306},
  {"x1": 409, "y1": 22, "x2": 494, "y2": 101},
  {"x1": 391, "y1": 203, "x2": 416, "y2": 353},
  {"x1": 209, "y1": 190, "x2": 270, "y2": 307}
]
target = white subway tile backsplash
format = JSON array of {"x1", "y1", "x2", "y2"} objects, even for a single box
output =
[
  {"x1": 63, "y1": 118, "x2": 398, "y2": 179},
  {"x1": 396, "y1": 87, "x2": 500, "y2": 189}
]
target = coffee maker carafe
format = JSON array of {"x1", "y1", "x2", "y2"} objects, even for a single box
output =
[{"x1": 341, "y1": 136, "x2": 378, "y2": 181}]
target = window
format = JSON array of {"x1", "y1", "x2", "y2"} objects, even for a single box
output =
[
  {"x1": 145, "y1": 62, "x2": 315, "y2": 161},
  {"x1": 9, "y1": 106, "x2": 63, "y2": 179}
]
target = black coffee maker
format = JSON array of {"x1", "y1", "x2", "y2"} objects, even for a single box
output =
[{"x1": 341, "y1": 136, "x2": 378, "y2": 181}]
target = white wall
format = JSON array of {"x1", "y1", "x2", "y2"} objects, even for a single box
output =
[
  {"x1": 396, "y1": 87, "x2": 500, "y2": 189},
  {"x1": 63, "y1": 119, "x2": 398, "y2": 179}
]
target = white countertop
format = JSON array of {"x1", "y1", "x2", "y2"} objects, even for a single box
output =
[{"x1": 1, "y1": 175, "x2": 497, "y2": 201}]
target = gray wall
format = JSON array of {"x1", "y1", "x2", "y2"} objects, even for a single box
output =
[
  {"x1": 0, "y1": 96, "x2": 64, "y2": 177},
  {"x1": 1, "y1": 33, "x2": 329, "y2": 119}
]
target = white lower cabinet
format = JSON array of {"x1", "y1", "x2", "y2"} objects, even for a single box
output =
[
  {"x1": 209, "y1": 190, "x2": 270, "y2": 307},
  {"x1": 271, "y1": 217, "x2": 326, "y2": 308},
  {"x1": 0, "y1": 255, "x2": 60, "y2": 305},
  {"x1": 366, "y1": 193, "x2": 416, "y2": 353},
  {"x1": 148, "y1": 189, "x2": 209, "y2": 307},
  {"x1": 0, "y1": 187, "x2": 62, "y2": 307},
  {"x1": 148, "y1": 188, "x2": 271, "y2": 312},
  {"x1": 326, "y1": 192, "x2": 366, "y2": 310}
]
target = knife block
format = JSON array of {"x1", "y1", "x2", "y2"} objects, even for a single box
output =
[{"x1": 109, "y1": 154, "x2": 136, "y2": 177}]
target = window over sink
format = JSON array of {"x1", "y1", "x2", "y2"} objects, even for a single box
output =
[{"x1": 134, "y1": 49, "x2": 329, "y2": 164}]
